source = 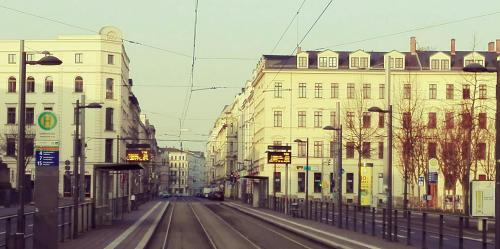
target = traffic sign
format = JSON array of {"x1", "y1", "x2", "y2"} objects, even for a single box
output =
[
  {"x1": 429, "y1": 158, "x2": 439, "y2": 172},
  {"x1": 35, "y1": 150, "x2": 59, "y2": 167},
  {"x1": 38, "y1": 112, "x2": 58, "y2": 131}
]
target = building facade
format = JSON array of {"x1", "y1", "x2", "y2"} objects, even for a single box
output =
[
  {"x1": 207, "y1": 37, "x2": 500, "y2": 209},
  {"x1": 163, "y1": 148, "x2": 189, "y2": 195},
  {"x1": 187, "y1": 151, "x2": 206, "y2": 195}
]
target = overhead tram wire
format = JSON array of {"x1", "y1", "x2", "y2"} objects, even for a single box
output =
[{"x1": 270, "y1": 0, "x2": 307, "y2": 54}]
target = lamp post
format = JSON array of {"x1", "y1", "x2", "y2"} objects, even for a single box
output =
[
  {"x1": 368, "y1": 105, "x2": 393, "y2": 241},
  {"x1": 73, "y1": 101, "x2": 101, "y2": 239},
  {"x1": 294, "y1": 138, "x2": 309, "y2": 219},
  {"x1": 14, "y1": 40, "x2": 62, "y2": 249},
  {"x1": 463, "y1": 62, "x2": 499, "y2": 248},
  {"x1": 323, "y1": 125, "x2": 343, "y2": 228}
]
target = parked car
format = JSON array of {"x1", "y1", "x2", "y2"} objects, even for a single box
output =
[
  {"x1": 208, "y1": 191, "x2": 224, "y2": 201},
  {"x1": 158, "y1": 192, "x2": 170, "y2": 199}
]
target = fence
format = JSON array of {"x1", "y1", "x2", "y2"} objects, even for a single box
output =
[{"x1": 269, "y1": 196, "x2": 494, "y2": 249}]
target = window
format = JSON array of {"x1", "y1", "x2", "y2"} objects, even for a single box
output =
[
  {"x1": 8, "y1": 76, "x2": 16, "y2": 92},
  {"x1": 378, "y1": 142, "x2": 384, "y2": 159},
  {"x1": 298, "y1": 111, "x2": 306, "y2": 128},
  {"x1": 379, "y1": 84, "x2": 385, "y2": 99},
  {"x1": 107, "y1": 54, "x2": 114, "y2": 65},
  {"x1": 346, "y1": 142, "x2": 355, "y2": 158},
  {"x1": 7, "y1": 107, "x2": 16, "y2": 124},
  {"x1": 461, "y1": 112, "x2": 472, "y2": 129},
  {"x1": 331, "y1": 83, "x2": 339, "y2": 98},
  {"x1": 431, "y1": 59, "x2": 439, "y2": 70},
  {"x1": 330, "y1": 111, "x2": 337, "y2": 127},
  {"x1": 273, "y1": 111, "x2": 282, "y2": 127},
  {"x1": 463, "y1": 85, "x2": 470, "y2": 99},
  {"x1": 465, "y1": 59, "x2": 474, "y2": 66},
  {"x1": 330, "y1": 141, "x2": 336, "y2": 158},
  {"x1": 428, "y1": 142, "x2": 437, "y2": 159},
  {"x1": 346, "y1": 173, "x2": 354, "y2": 193},
  {"x1": 360, "y1": 57, "x2": 368, "y2": 68},
  {"x1": 314, "y1": 173, "x2": 322, "y2": 193},
  {"x1": 479, "y1": 84, "x2": 487, "y2": 99},
  {"x1": 314, "y1": 83, "x2": 323, "y2": 98},
  {"x1": 45, "y1": 76, "x2": 54, "y2": 93},
  {"x1": 75, "y1": 76, "x2": 83, "y2": 92},
  {"x1": 274, "y1": 172, "x2": 281, "y2": 192},
  {"x1": 347, "y1": 111, "x2": 354, "y2": 128},
  {"x1": 362, "y1": 142, "x2": 371, "y2": 158},
  {"x1": 351, "y1": 57, "x2": 359, "y2": 68},
  {"x1": 403, "y1": 112, "x2": 411, "y2": 129},
  {"x1": 75, "y1": 53, "x2": 83, "y2": 63},
  {"x1": 428, "y1": 112, "x2": 437, "y2": 129},
  {"x1": 105, "y1": 108, "x2": 114, "y2": 131},
  {"x1": 445, "y1": 112, "x2": 454, "y2": 129},
  {"x1": 362, "y1": 112, "x2": 371, "y2": 128},
  {"x1": 476, "y1": 143, "x2": 486, "y2": 160},
  {"x1": 298, "y1": 57, "x2": 307, "y2": 68},
  {"x1": 8, "y1": 54, "x2": 16, "y2": 64},
  {"x1": 362, "y1": 84, "x2": 371, "y2": 99},
  {"x1": 106, "y1": 78, "x2": 114, "y2": 99},
  {"x1": 314, "y1": 111, "x2": 322, "y2": 128},
  {"x1": 26, "y1": 108, "x2": 34, "y2": 125},
  {"x1": 440, "y1": 59, "x2": 449, "y2": 70},
  {"x1": 274, "y1": 82, "x2": 282, "y2": 98},
  {"x1": 298, "y1": 141, "x2": 307, "y2": 158},
  {"x1": 105, "y1": 139, "x2": 113, "y2": 163},
  {"x1": 378, "y1": 112, "x2": 384, "y2": 128},
  {"x1": 403, "y1": 84, "x2": 411, "y2": 99},
  {"x1": 26, "y1": 54, "x2": 33, "y2": 61},
  {"x1": 446, "y1": 84, "x2": 454, "y2": 99},
  {"x1": 298, "y1": 83, "x2": 307, "y2": 98},
  {"x1": 328, "y1": 57, "x2": 337, "y2": 67},
  {"x1": 429, "y1": 84, "x2": 437, "y2": 99},
  {"x1": 314, "y1": 141, "x2": 323, "y2": 158},
  {"x1": 319, "y1": 57, "x2": 327, "y2": 67},
  {"x1": 347, "y1": 83, "x2": 355, "y2": 99},
  {"x1": 6, "y1": 138, "x2": 16, "y2": 156},
  {"x1": 395, "y1": 58, "x2": 403, "y2": 68},
  {"x1": 479, "y1": 113, "x2": 487, "y2": 129},
  {"x1": 297, "y1": 172, "x2": 305, "y2": 193},
  {"x1": 27, "y1": 76, "x2": 35, "y2": 93}
]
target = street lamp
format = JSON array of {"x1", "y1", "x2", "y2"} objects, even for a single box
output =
[
  {"x1": 323, "y1": 125, "x2": 343, "y2": 228},
  {"x1": 463, "y1": 62, "x2": 500, "y2": 249},
  {"x1": 294, "y1": 138, "x2": 309, "y2": 219},
  {"x1": 368, "y1": 105, "x2": 393, "y2": 241},
  {"x1": 14, "y1": 40, "x2": 62, "y2": 249},
  {"x1": 73, "y1": 100, "x2": 101, "y2": 239}
]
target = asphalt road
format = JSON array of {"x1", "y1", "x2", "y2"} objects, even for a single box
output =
[{"x1": 147, "y1": 197, "x2": 330, "y2": 249}]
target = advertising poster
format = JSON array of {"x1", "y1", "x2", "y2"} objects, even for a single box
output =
[{"x1": 360, "y1": 163, "x2": 373, "y2": 206}]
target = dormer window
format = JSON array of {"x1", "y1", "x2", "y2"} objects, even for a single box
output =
[
  {"x1": 429, "y1": 52, "x2": 451, "y2": 71},
  {"x1": 360, "y1": 57, "x2": 368, "y2": 68},
  {"x1": 349, "y1": 50, "x2": 371, "y2": 69},
  {"x1": 465, "y1": 59, "x2": 484, "y2": 66},
  {"x1": 319, "y1": 56, "x2": 337, "y2": 68},
  {"x1": 298, "y1": 57, "x2": 308, "y2": 68},
  {"x1": 351, "y1": 57, "x2": 359, "y2": 67}
]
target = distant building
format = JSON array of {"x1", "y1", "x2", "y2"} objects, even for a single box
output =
[{"x1": 187, "y1": 151, "x2": 205, "y2": 195}]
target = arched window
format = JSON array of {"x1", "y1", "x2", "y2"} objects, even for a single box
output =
[
  {"x1": 75, "y1": 76, "x2": 83, "y2": 92},
  {"x1": 7, "y1": 76, "x2": 16, "y2": 92},
  {"x1": 45, "y1": 76, "x2": 54, "y2": 93},
  {"x1": 106, "y1": 78, "x2": 113, "y2": 99},
  {"x1": 26, "y1": 76, "x2": 35, "y2": 93}
]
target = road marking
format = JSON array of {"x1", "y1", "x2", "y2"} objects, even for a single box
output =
[
  {"x1": 103, "y1": 202, "x2": 162, "y2": 249},
  {"x1": 190, "y1": 203, "x2": 218, "y2": 249},
  {"x1": 227, "y1": 202, "x2": 381, "y2": 249},
  {"x1": 135, "y1": 202, "x2": 169, "y2": 249},
  {"x1": 162, "y1": 202, "x2": 175, "y2": 249}
]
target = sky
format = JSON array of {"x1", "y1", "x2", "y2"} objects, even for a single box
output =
[{"x1": 0, "y1": 0, "x2": 499, "y2": 151}]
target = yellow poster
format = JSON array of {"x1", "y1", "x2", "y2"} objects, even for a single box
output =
[{"x1": 360, "y1": 163, "x2": 373, "y2": 206}]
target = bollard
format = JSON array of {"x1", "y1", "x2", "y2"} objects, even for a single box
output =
[
  {"x1": 393, "y1": 210, "x2": 398, "y2": 242},
  {"x1": 326, "y1": 202, "x2": 329, "y2": 225},
  {"x1": 482, "y1": 218, "x2": 487, "y2": 249},
  {"x1": 345, "y1": 204, "x2": 349, "y2": 229},
  {"x1": 406, "y1": 211, "x2": 411, "y2": 246},
  {"x1": 439, "y1": 214, "x2": 444, "y2": 249},
  {"x1": 459, "y1": 216, "x2": 464, "y2": 249},
  {"x1": 382, "y1": 208, "x2": 386, "y2": 239},
  {"x1": 372, "y1": 208, "x2": 376, "y2": 236},
  {"x1": 61, "y1": 208, "x2": 65, "y2": 242},
  {"x1": 362, "y1": 206, "x2": 366, "y2": 234},
  {"x1": 353, "y1": 204, "x2": 357, "y2": 232},
  {"x1": 422, "y1": 212, "x2": 427, "y2": 249}
]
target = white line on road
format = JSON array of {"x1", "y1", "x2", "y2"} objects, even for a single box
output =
[
  {"x1": 190, "y1": 203, "x2": 218, "y2": 249},
  {"x1": 162, "y1": 202, "x2": 175, "y2": 249},
  {"x1": 103, "y1": 202, "x2": 162, "y2": 249},
  {"x1": 135, "y1": 202, "x2": 169, "y2": 249}
]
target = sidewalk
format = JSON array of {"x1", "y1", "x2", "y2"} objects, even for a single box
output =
[
  {"x1": 59, "y1": 200, "x2": 168, "y2": 249},
  {"x1": 224, "y1": 201, "x2": 418, "y2": 249}
]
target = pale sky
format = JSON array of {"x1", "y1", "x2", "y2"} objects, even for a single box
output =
[{"x1": 1, "y1": 0, "x2": 499, "y2": 151}]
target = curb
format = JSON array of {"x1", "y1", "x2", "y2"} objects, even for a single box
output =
[{"x1": 140, "y1": 202, "x2": 170, "y2": 249}]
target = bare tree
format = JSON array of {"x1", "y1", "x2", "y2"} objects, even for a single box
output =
[{"x1": 0, "y1": 126, "x2": 36, "y2": 172}]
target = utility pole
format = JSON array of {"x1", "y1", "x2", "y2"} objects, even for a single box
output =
[
  {"x1": 494, "y1": 59, "x2": 500, "y2": 249},
  {"x1": 80, "y1": 95, "x2": 86, "y2": 201},
  {"x1": 73, "y1": 99, "x2": 80, "y2": 239}
]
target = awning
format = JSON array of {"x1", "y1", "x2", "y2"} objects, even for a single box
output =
[{"x1": 94, "y1": 163, "x2": 143, "y2": 171}]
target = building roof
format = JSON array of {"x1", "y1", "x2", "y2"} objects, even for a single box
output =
[{"x1": 263, "y1": 50, "x2": 498, "y2": 71}]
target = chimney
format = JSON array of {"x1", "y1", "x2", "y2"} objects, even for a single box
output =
[
  {"x1": 410, "y1": 37, "x2": 416, "y2": 55},
  {"x1": 488, "y1": 42, "x2": 495, "y2": 52},
  {"x1": 297, "y1": 47, "x2": 302, "y2": 54},
  {"x1": 450, "y1": 39, "x2": 456, "y2": 55},
  {"x1": 497, "y1": 39, "x2": 500, "y2": 53}
]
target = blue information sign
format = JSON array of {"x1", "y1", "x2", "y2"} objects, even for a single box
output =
[{"x1": 35, "y1": 150, "x2": 59, "y2": 167}]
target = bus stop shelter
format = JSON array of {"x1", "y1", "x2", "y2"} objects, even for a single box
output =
[{"x1": 241, "y1": 175, "x2": 269, "y2": 208}]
